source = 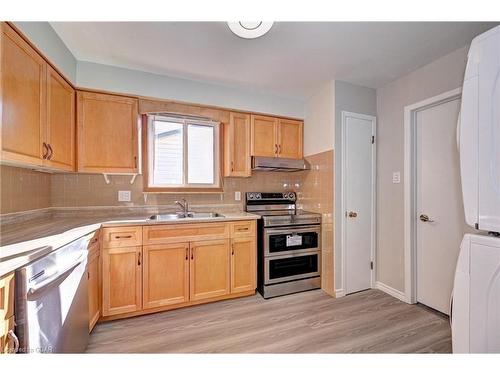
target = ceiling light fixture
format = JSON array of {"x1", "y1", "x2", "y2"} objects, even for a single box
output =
[{"x1": 227, "y1": 22, "x2": 274, "y2": 39}]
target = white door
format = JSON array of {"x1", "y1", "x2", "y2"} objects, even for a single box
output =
[
  {"x1": 342, "y1": 112, "x2": 375, "y2": 295},
  {"x1": 415, "y1": 97, "x2": 467, "y2": 314}
]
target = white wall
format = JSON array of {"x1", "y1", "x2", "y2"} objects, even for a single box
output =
[
  {"x1": 304, "y1": 81, "x2": 335, "y2": 156},
  {"x1": 77, "y1": 61, "x2": 305, "y2": 119},
  {"x1": 334, "y1": 81, "x2": 377, "y2": 292},
  {"x1": 376, "y1": 46, "x2": 468, "y2": 292},
  {"x1": 13, "y1": 22, "x2": 77, "y2": 83}
]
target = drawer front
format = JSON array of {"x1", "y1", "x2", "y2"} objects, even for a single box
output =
[
  {"x1": 143, "y1": 223, "x2": 229, "y2": 245},
  {"x1": 102, "y1": 226, "x2": 142, "y2": 248},
  {"x1": 230, "y1": 220, "x2": 256, "y2": 238}
]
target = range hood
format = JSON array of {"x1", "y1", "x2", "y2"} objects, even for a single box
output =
[{"x1": 251, "y1": 156, "x2": 310, "y2": 172}]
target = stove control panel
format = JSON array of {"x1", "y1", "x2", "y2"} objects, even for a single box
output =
[{"x1": 246, "y1": 192, "x2": 296, "y2": 202}]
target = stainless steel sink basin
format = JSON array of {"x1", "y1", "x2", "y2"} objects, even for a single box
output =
[{"x1": 149, "y1": 212, "x2": 224, "y2": 221}]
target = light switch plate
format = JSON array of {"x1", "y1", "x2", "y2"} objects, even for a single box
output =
[
  {"x1": 234, "y1": 191, "x2": 241, "y2": 201},
  {"x1": 392, "y1": 172, "x2": 401, "y2": 184},
  {"x1": 118, "y1": 190, "x2": 131, "y2": 202}
]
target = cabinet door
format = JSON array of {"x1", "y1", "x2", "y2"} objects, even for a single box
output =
[
  {"x1": 1, "y1": 23, "x2": 46, "y2": 166},
  {"x1": 190, "y1": 240, "x2": 230, "y2": 301},
  {"x1": 231, "y1": 237, "x2": 257, "y2": 293},
  {"x1": 102, "y1": 246, "x2": 142, "y2": 316},
  {"x1": 251, "y1": 115, "x2": 277, "y2": 157},
  {"x1": 143, "y1": 243, "x2": 190, "y2": 309},
  {"x1": 277, "y1": 119, "x2": 303, "y2": 159},
  {"x1": 1, "y1": 315, "x2": 15, "y2": 354},
  {"x1": 45, "y1": 65, "x2": 75, "y2": 171},
  {"x1": 0, "y1": 272, "x2": 14, "y2": 322},
  {"x1": 225, "y1": 112, "x2": 251, "y2": 177},
  {"x1": 87, "y1": 243, "x2": 100, "y2": 331},
  {"x1": 77, "y1": 91, "x2": 139, "y2": 173}
]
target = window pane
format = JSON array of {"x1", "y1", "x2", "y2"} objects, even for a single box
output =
[
  {"x1": 187, "y1": 124, "x2": 214, "y2": 184},
  {"x1": 153, "y1": 120, "x2": 183, "y2": 185}
]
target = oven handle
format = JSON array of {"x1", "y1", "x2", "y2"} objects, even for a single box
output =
[{"x1": 263, "y1": 225, "x2": 321, "y2": 235}]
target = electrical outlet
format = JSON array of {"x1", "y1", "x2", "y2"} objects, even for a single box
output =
[
  {"x1": 118, "y1": 190, "x2": 131, "y2": 202},
  {"x1": 392, "y1": 172, "x2": 401, "y2": 184},
  {"x1": 234, "y1": 191, "x2": 241, "y2": 201}
]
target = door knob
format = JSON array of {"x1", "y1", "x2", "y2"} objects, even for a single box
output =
[
  {"x1": 347, "y1": 211, "x2": 358, "y2": 218},
  {"x1": 419, "y1": 214, "x2": 434, "y2": 222}
]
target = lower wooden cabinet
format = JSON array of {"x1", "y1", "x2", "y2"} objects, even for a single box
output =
[
  {"x1": 1, "y1": 272, "x2": 16, "y2": 354},
  {"x1": 87, "y1": 242, "x2": 100, "y2": 331},
  {"x1": 1, "y1": 316, "x2": 15, "y2": 354},
  {"x1": 190, "y1": 239, "x2": 230, "y2": 301},
  {"x1": 231, "y1": 237, "x2": 257, "y2": 293},
  {"x1": 143, "y1": 243, "x2": 190, "y2": 309},
  {"x1": 102, "y1": 246, "x2": 142, "y2": 316}
]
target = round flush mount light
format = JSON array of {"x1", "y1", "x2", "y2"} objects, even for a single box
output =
[{"x1": 227, "y1": 22, "x2": 274, "y2": 39}]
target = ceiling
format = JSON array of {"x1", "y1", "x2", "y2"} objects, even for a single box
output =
[{"x1": 50, "y1": 22, "x2": 498, "y2": 99}]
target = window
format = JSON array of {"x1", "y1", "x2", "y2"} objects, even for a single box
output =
[{"x1": 146, "y1": 115, "x2": 221, "y2": 190}]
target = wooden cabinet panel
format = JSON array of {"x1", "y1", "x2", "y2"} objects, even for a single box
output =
[
  {"x1": 0, "y1": 272, "x2": 14, "y2": 322},
  {"x1": 45, "y1": 65, "x2": 75, "y2": 171},
  {"x1": 143, "y1": 243, "x2": 190, "y2": 309},
  {"x1": 1, "y1": 315, "x2": 15, "y2": 354},
  {"x1": 143, "y1": 223, "x2": 228, "y2": 245},
  {"x1": 224, "y1": 112, "x2": 251, "y2": 177},
  {"x1": 1, "y1": 23, "x2": 46, "y2": 166},
  {"x1": 277, "y1": 119, "x2": 303, "y2": 159},
  {"x1": 190, "y1": 240, "x2": 230, "y2": 301},
  {"x1": 230, "y1": 221, "x2": 256, "y2": 238},
  {"x1": 251, "y1": 115, "x2": 277, "y2": 157},
  {"x1": 77, "y1": 91, "x2": 139, "y2": 173},
  {"x1": 102, "y1": 226, "x2": 142, "y2": 248},
  {"x1": 102, "y1": 246, "x2": 142, "y2": 316},
  {"x1": 88, "y1": 242, "x2": 100, "y2": 332},
  {"x1": 231, "y1": 237, "x2": 257, "y2": 293}
]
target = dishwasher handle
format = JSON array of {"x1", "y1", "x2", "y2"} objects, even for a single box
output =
[{"x1": 27, "y1": 253, "x2": 87, "y2": 297}]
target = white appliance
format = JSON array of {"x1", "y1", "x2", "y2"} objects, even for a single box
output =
[{"x1": 452, "y1": 25, "x2": 500, "y2": 353}]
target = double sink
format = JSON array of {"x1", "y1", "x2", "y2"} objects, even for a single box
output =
[{"x1": 149, "y1": 212, "x2": 224, "y2": 221}]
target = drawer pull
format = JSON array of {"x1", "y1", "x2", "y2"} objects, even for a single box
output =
[
  {"x1": 185, "y1": 247, "x2": 188, "y2": 260},
  {"x1": 236, "y1": 227, "x2": 249, "y2": 231},
  {"x1": 114, "y1": 235, "x2": 133, "y2": 239},
  {"x1": 137, "y1": 252, "x2": 141, "y2": 266}
]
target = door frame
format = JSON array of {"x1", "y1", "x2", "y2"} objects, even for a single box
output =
[
  {"x1": 341, "y1": 111, "x2": 377, "y2": 294},
  {"x1": 403, "y1": 87, "x2": 462, "y2": 304}
]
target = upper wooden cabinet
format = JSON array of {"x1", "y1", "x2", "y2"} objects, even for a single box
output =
[
  {"x1": 224, "y1": 112, "x2": 251, "y2": 177},
  {"x1": 0, "y1": 23, "x2": 75, "y2": 171},
  {"x1": 251, "y1": 114, "x2": 303, "y2": 159},
  {"x1": 77, "y1": 91, "x2": 139, "y2": 173}
]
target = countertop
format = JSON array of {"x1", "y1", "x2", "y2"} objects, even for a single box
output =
[{"x1": 0, "y1": 211, "x2": 260, "y2": 278}]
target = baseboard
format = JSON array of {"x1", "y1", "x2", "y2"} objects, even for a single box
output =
[
  {"x1": 375, "y1": 281, "x2": 408, "y2": 303},
  {"x1": 335, "y1": 288, "x2": 345, "y2": 298}
]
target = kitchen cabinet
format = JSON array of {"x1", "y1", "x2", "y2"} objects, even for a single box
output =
[
  {"x1": 251, "y1": 114, "x2": 303, "y2": 159},
  {"x1": 77, "y1": 91, "x2": 139, "y2": 173},
  {"x1": 45, "y1": 64, "x2": 75, "y2": 171},
  {"x1": 1, "y1": 272, "x2": 16, "y2": 354},
  {"x1": 189, "y1": 239, "x2": 230, "y2": 301},
  {"x1": 102, "y1": 246, "x2": 142, "y2": 316},
  {"x1": 231, "y1": 237, "x2": 257, "y2": 294},
  {"x1": 143, "y1": 243, "x2": 190, "y2": 309},
  {"x1": 1, "y1": 23, "x2": 76, "y2": 171},
  {"x1": 87, "y1": 239, "x2": 100, "y2": 332},
  {"x1": 251, "y1": 115, "x2": 277, "y2": 157},
  {"x1": 224, "y1": 112, "x2": 251, "y2": 177}
]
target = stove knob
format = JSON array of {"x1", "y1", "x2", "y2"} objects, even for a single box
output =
[
  {"x1": 289, "y1": 192, "x2": 295, "y2": 200},
  {"x1": 256, "y1": 193, "x2": 262, "y2": 199},
  {"x1": 283, "y1": 192, "x2": 289, "y2": 199},
  {"x1": 249, "y1": 193, "x2": 255, "y2": 200}
]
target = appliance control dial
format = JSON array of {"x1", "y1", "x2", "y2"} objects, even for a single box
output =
[
  {"x1": 256, "y1": 193, "x2": 262, "y2": 199},
  {"x1": 249, "y1": 193, "x2": 255, "y2": 200},
  {"x1": 288, "y1": 192, "x2": 296, "y2": 200}
]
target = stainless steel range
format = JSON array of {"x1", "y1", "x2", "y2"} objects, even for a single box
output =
[{"x1": 245, "y1": 192, "x2": 321, "y2": 298}]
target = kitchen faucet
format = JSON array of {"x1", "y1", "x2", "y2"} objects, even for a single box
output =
[{"x1": 175, "y1": 198, "x2": 189, "y2": 216}]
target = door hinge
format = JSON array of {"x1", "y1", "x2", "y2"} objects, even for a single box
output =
[
  {"x1": 370, "y1": 261, "x2": 374, "y2": 270},
  {"x1": 371, "y1": 135, "x2": 375, "y2": 144}
]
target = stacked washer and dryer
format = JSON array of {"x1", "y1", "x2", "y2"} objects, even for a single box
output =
[{"x1": 451, "y1": 25, "x2": 500, "y2": 353}]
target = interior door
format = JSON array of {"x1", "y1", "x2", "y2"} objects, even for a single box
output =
[
  {"x1": 416, "y1": 97, "x2": 466, "y2": 314},
  {"x1": 343, "y1": 112, "x2": 375, "y2": 295}
]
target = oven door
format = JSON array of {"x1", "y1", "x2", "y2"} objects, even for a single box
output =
[
  {"x1": 264, "y1": 225, "x2": 320, "y2": 256},
  {"x1": 264, "y1": 251, "x2": 321, "y2": 285}
]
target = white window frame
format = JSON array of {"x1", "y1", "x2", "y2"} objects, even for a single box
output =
[{"x1": 146, "y1": 114, "x2": 221, "y2": 190}]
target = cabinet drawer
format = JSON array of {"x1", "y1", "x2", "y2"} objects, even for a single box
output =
[
  {"x1": 143, "y1": 223, "x2": 229, "y2": 245},
  {"x1": 102, "y1": 226, "x2": 142, "y2": 248},
  {"x1": 230, "y1": 221, "x2": 256, "y2": 238}
]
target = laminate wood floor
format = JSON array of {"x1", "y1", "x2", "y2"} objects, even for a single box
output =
[{"x1": 86, "y1": 289, "x2": 451, "y2": 353}]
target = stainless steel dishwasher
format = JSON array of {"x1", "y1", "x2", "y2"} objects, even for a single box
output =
[{"x1": 15, "y1": 233, "x2": 91, "y2": 353}]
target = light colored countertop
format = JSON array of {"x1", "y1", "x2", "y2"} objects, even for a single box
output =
[{"x1": 0, "y1": 211, "x2": 260, "y2": 278}]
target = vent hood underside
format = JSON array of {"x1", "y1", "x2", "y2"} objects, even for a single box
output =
[{"x1": 251, "y1": 156, "x2": 310, "y2": 172}]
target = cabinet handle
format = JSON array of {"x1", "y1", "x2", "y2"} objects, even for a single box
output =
[
  {"x1": 47, "y1": 144, "x2": 54, "y2": 160},
  {"x1": 231, "y1": 245, "x2": 234, "y2": 256},
  {"x1": 115, "y1": 235, "x2": 132, "y2": 239},
  {"x1": 185, "y1": 247, "x2": 188, "y2": 260},
  {"x1": 275, "y1": 144, "x2": 278, "y2": 155},
  {"x1": 231, "y1": 161, "x2": 234, "y2": 172},
  {"x1": 236, "y1": 227, "x2": 249, "y2": 231},
  {"x1": 42, "y1": 142, "x2": 48, "y2": 159},
  {"x1": 278, "y1": 144, "x2": 281, "y2": 155},
  {"x1": 134, "y1": 156, "x2": 137, "y2": 168},
  {"x1": 7, "y1": 330, "x2": 19, "y2": 353},
  {"x1": 191, "y1": 248, "x2": 194, "y2": 260},
  {"x1": 137, "y1": 252, "x2": 141, "y2": 266}
]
